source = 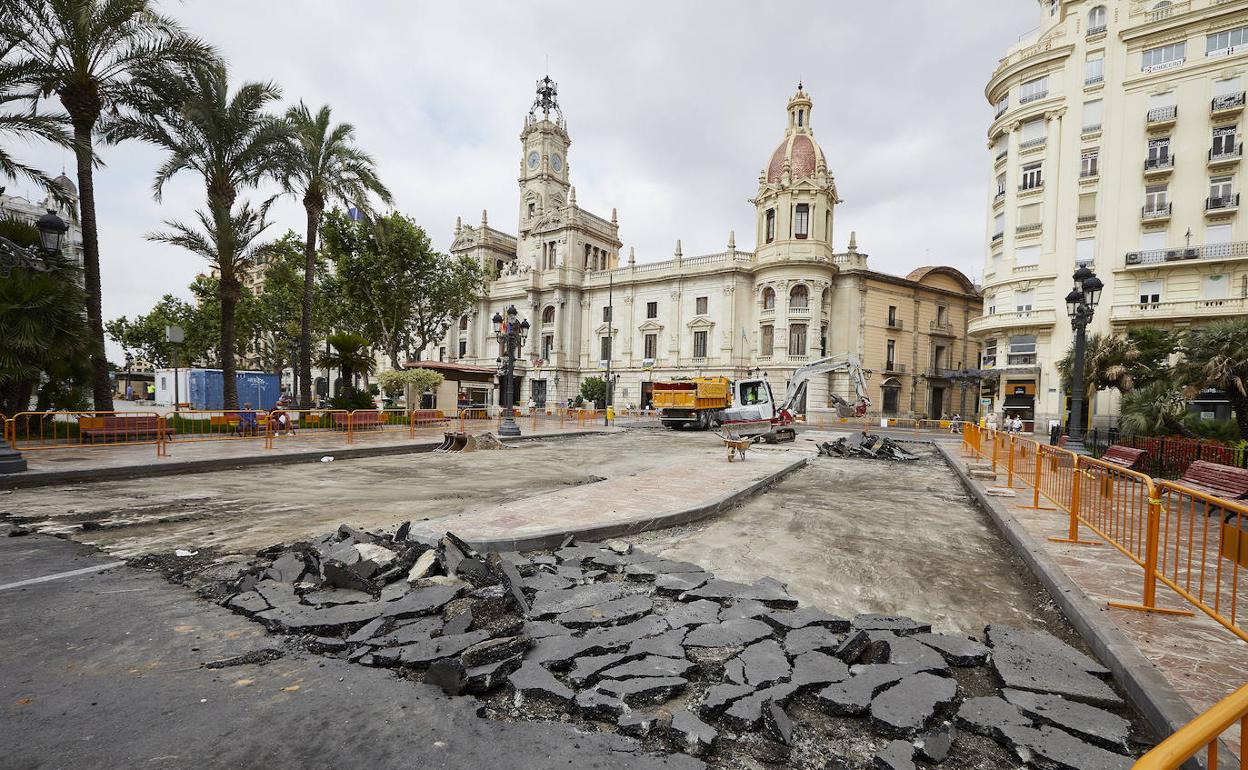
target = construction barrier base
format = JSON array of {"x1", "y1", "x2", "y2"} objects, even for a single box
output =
[
  {"x1": 1048, "y1": 536, "x2": 1103, "y2": 546},
  {"x1": 1106, "y1": 601, "x2": 1195, "y2": 617}
]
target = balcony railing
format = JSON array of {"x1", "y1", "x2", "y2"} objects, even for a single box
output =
[
  {"x1": 1209, "y1": 144, "x2": 1242, "y2": 164},
  {"x1": 1019, "y1": 137, "x2": 1046, "y2": 150},
  {"x1": 991, "y1": 232, "x2": 1004, "y2": 243},
  {"x1": 1084, "y1": 74, "x2": 1104, "y2": 86},
  {"x1": 1016, "y1": 223, "x2": 1042, "y2": 235},
  {"x1": 996, "y1": 148, "x2": 1008, "y2": 161},
  {"x1": 1124, "y1": 240, "x2": 1248, "y2": 266},
  {"x1": 788, "y1": 306, "x2": 810, "y2": 316},
  {"x1": 886, "y1": 318, "x2": 904, "y2": 330},
  {"x1": 1086, "y1": 24, "x2": 1107, "y2": 36},
  {"x1": 1082, "y1": 123, "x2": 1102, "y2": 134},
  {"x1": 1144, "y1": 155, "x2": 1174, "y2": 172},
  {"x1": 1080, "y1": 166, "x2": 1099, "y2": 179},
  {"x1": 1147, "y1": 105, "x2": 1178, "y2": 124},
  {"x1": 993, "y1": 190, "x2": 1005, "y2": 203},
  {"x1": 1111, "y1": 296, "x2": 1248, "y2": 321},
  {"x1": 1141, "y1": 203, "x2": 1172, "y2": 220},
  {"x1": 883, "y1": 362, "x2": 907, "y2": 374},
  {"x1": 1018, "y1": 182, "x2": 1044, "y2": 192},
  {"x1": 1077, "y1": 213, "x2": 1097, "y2": 223},
  {"x1": 1007, "y1": 353, "x2": 1037, "y2": 366},
  {"x1": 967, "y1": 308, "x2": 1056, "y2": 336},
  {"x1": 1207, "y1": 193, "x2": 1240, "y2": 211},
  {"x1": 1019, "y1": 90, "x2": 1048, "y2": 104},
  {"x1": 1212, "y1": 92, "x2": 1246, "y2": 113},
  {"x1": 930, "y1": 319, "x2": 954, "y2": 335}
]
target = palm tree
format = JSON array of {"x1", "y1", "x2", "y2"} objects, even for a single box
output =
[
  {"x1": 5, "y1": 0, "x2": 214, "y2": 411},
  {"x1": 1057, "y1": 333, "x2": 1139, "y2": 399},
  {"x1": 147, "y1": 202, "x2": 270, "y2": 409},
  {"x1": 317, "y1": 332, "x2": 375, "y2": 399},
  {"x1": 0, "y1": 38, "x2": 72, "y2": 198},
  {"x1": 280, "y1": 102, "x2": 392, "y2": 409},
  {"x1": 1177, "y1": 318, "x2": 1248, "y2": 439},
  {"x1": 104, "y1": 60, "x2": 291, "y2": 409},
  {"x1": 1118, "y1": 379, "x2": 1193, "y2": 438}
]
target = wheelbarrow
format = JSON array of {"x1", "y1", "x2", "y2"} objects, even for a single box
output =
[{"x1": 717, "y1": 431, "x2": 760, "y2": 462}]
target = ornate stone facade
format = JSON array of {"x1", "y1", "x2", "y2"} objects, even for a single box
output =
[{"x1": 439, "y1": 80, "x2": 981, "y2": 417}]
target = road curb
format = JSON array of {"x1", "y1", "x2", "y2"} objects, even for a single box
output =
[
  {"x1": 0, "y1": 430, "x2": 612, "y2": 490},
  {"x1": 458, "y1": 454, "x2": 811, "y2": 553},
  {"x1": 935, "y1": 443, "x2": 1213, "y2": 769}
]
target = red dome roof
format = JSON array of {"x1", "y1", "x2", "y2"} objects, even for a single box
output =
[{"x1": 766, "y1": 134, "x2": 820, "y2": 183}]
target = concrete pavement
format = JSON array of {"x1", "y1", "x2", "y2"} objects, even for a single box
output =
[{"x1": 0, "y1": 530, "x2": 702, "y2": 770}]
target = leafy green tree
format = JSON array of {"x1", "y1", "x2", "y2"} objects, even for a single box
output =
[
  {"x1": 317, "y1": 332, "x2": 375, "y2": 400},
  {"x1": 321, "y1": 210, "x2": 480, "y2": 369},
  {"x1": 1119, "y1": 379, "x2": 1192, "y2": 438},
  {"x1": 147, "y1": 202, "x2": 271, "y2": 407},
  {"x1": 377, "y1": 368, "x2": 444, "y2": 402},
  {"x1": 1057, "y1": 333, "x2": 1139, "y2": 402},
  {"x1": 242, "y1": 231, "x2": 328, "y2": 377},
  {"x1": 279, "y1": 102, "x2": 391, "y2": 408},
  {"x1": 107, "y1": 60, "x2": 291, "y2": 409},
  {"x1": 1176, "y1": 318, "x2": 1248, "y2": 439},
  {"x1": 580, "y1": 376, "x2": 606, "y2": 408},
  {"x1": 0, "y1": 220, "x2": 91, "y2": 415},
  {"x1": 7, "y1": 0, "x2": 215, "y2": 410},
  {"x1": 105, "y1": 294, "x2": 201, "y2": 368}
]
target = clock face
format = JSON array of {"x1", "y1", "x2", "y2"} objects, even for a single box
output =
[
  {"x1": 527, "y1": 151, "x2": 539, "y2": 170},
  {"x1": 551, "y1": 153, "x2": 563, "y2": 172}
]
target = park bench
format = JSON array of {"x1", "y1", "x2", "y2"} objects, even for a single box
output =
[
  {"x1": 81, "y1": 415, "x2": 172, "y2": 443},
  {"x1": 1176, "y1": 460, "x2": 1248, "y2": 502},
  {"x1": 1055, "y1": 435, "x2": 1069, "y2": 448},
  {"x1": 333, "y1": 411, "x2": 383, "y2": 431},
  {"x1": 1100, "y1": 444, "x2": 1148, "y2": 471},
  {"x1": 411, "y1": 409, "x2": 449, "y2": 426}
]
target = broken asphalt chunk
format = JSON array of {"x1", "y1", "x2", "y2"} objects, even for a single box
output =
[
  {"x1": 1002, "y1": 687, "x2": 1130, "y2": 751},
  {"x1": 681, "y1": 578, "x2": 798, "y2": 609},
  {"x1": 555, "y1": 594, "x2": 653, "y2": 628},
  {"x1": 683, "y1": 618, "x2": 773, "y2": 649},
  {"x1": 669, "y1": 708, "x2": 717, "y2": 756},
  {"x1": 761, "y1": 700, "x2": 794, "y2": 746},
  {"x1": 784, "y1": 625, "x2": 844, "y2": 657},
  {"x1": 872, "y1": 739, "x2": 917, "y2": 770},
  {"x1": 595, "y1": 675, "x2": 688, "y2": 706},
  {"x1": 869, "y1": 672, "x2": 958, "y2": 738},
  {"x1": 734, "y1": 639, "x2": 791, "y2": 687},
  {"x1": 789, "y1": 651, "x2": 850, "y2": 691},
  {"x1": 912, "y1": 631, "x2": 990, "y2": 667},
  {"x1": 852, "y1": 614, "x2": 931, "y2": 636},
  {"x1": 508, "y1": 660, "x2": 575, "y2": 704},
  {"x1": 986, "y1": 625, "x2": 1121, "y2": 707},
  {"x1": 598, "y1": 655, "x2": 695, "y2": 680},
  {"x1": 398, "y1": 630, "x2": 492, "y2": 668}
]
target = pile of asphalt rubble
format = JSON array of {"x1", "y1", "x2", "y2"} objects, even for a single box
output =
[
  {"x1": 215, "y1": 524, "x2": 1140, "y2": 769},
  {"x1": 818, "y1": 435, "x2": 919, "y2": 463}
]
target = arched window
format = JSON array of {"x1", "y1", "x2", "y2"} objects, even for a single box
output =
[
  {"x1": 762, "y1": 287, "x2": 776, "y2": 310},
  {"x1": 541, "y1": 306, "x2": 555, "y2": 324},
  {"x1": 789, "y1": 284, "x2": 809, "y2": 309},
  {"x1": 821, "y1": 287, "x2": 830, "y2": 308},
  {"x1": 459, "y1": 315, "x2": 469, "y2": 331},
  {"x1": 1088, "y1": 5, "x2": 1106, "y2": 30}
]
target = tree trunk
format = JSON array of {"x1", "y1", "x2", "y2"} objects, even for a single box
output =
[
  {"x1": 298, "y1": 204, "x2": 320, "y2": 409},
  {"x1": 220, "y1": 280, "x2": 239, "y2": 410},
  {"x1": 72, "y1": 121, "x2": 113, "y2": 412}
]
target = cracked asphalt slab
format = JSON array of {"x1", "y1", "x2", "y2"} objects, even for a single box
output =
[{"x1": 0, "y1": 532, "x2": 701, "y2": 770}]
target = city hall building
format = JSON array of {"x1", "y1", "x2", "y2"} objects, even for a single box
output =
[{"x1": 435, "y1": 80, "x2": 982, "y2": 418}]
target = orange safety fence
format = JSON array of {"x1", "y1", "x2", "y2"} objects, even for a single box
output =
[
  {"x1": 1132, "y1": 682, "x2": 1248, "y2": 769},
  {"x1": 8, "y1": 411, "x2": 167, "y2": 457},
  {"x1": 342, "y1": 409, "x2": 400, "y2": 444},
  {"x1": 969, "y1": 428, "x2": 1248, "y2": 643},
  {"x1": 410, "y1": 409, "x2": 454, "y2": 434},
  {"x1": 266, "y1": 409, "x2": 350, "y2": 449},
  {"x1": 163, "y1": 409, "x2": 269, "y2": 445}
]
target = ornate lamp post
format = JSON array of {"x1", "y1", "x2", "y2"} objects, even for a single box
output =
[
  {"x1": 492, "y1": 305, "x2": 530, "y2": 437},
  {"x1": 0, "y1": 209, "x2": 69, "y2": 474},
  {"x1": 1062, "y1": 265, "x2": 1104, "y2": 455}
]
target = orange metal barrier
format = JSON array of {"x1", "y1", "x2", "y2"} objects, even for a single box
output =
[
  {"x1": 266, "y1": 409, "x2": 350, "y2": 449},
  {"x1": 163, "y1": 409, "x2": 269, "y2": 445},
  {"x1": 976, "y1": 428, "x2": 1248, "y2": 640},
  {"x1": 1154, "y1": 481, "x2": 1248, "y2": 643},
  {"x1": 9, "y1": 411, "x2": 167, "y2": 458},
  {"x1": 1133, "y1": 683, "x2": 1248, "y2": 769}
]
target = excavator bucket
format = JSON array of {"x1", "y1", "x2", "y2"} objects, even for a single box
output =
[
  {"x1": 434, "y1": 432, "x2": 454, "y2": 452},
  {"x1": 447, "y1": 432, "x2": 470, "y2": 453}
]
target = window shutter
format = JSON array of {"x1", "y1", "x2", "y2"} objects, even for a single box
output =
[
  {"x1": 1078, "y1": 193, "x2": 1097, "y2": 218},
  {"x1": 1015, "y1": 245, "x2": 1041, "y2": 266},
  {"x1": 1082, "y1": 100, "x2": 1103, "y2": 128},
  {"x1": 1018, "y1": 204, "x2": 1042, "y2": 226},
  {"x1": 1207, "y1": 223, "x2": 1233, "y2": 245},
  {"x1": 1076, "y1": 237, "x2": 1096, "y2": 263},
  {"x1": 1216, "y1": 78, "x2": 1242, "y2": 97},
  {"x1": 1021, "y1": 119, "x2": 1046, "y2": 142}
]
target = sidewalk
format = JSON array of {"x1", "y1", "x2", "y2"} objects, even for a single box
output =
[
  {"x1": 3, "y1": 421, "x2": 608, "y2": 487},
  {"x1": 943, "y1": 443, "x2": 1246, "y2": 761}
]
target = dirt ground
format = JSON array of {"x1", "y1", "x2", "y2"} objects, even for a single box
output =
[
  {"x1": 637, "y1": 443, "x2": 1071, "y2": 638},
  {"x1": 0, "y1": 431, "x2": 730, "y2": 557}
]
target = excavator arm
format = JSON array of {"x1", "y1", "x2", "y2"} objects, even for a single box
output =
[{"x1": 778, "y1": 354, "x2": 871, "y2": 419}]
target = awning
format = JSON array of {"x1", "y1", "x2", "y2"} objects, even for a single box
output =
[{"x1": 1003, "y1": 394, "x2": 1034, "y2": 408}]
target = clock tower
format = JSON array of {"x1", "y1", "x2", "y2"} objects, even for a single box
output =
[{"x1": 518, "y1": 75, "x2": 571, "y2": 235}]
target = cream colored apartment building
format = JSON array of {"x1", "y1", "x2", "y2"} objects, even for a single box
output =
[
  {"x1": 436, "y1": 79, "x2": 981, "y2": 419},
  {"x1": 973, "y1": 0, "x2": 1248, "y2": 428}
]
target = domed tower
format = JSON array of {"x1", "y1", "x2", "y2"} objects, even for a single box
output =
[{"x1": 751, "y1": 84, "x2": 840, "y2": 264}]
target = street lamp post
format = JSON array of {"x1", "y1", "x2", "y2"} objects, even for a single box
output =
[
  {"x1": 0, "y1": 209, "x2": 69, "y2": 474},
  {"x1": 1062, "y1": 265, "x2": 1104, "y2": 455},
  {"x1": 492, "y1": 305, "x2": 530, "y2": 437}
]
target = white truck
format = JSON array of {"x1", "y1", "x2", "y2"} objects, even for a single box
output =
[{"x1": 720, "y1": 355, "x2": 870, "y2": 443}]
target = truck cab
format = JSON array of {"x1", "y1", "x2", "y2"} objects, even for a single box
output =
[{"x1": 722, "y1": 378, "x2": 782, "y2": 437}]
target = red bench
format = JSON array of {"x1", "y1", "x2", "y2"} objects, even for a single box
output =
[
  {"x1": 411, "y1": 409, "x2": 450, "y2": 426},
  {"x1": 81, "y1": 416, "x2": 173, "y2": 443},
  {"x1": 1177, "y1": 460, "x2": 1248, "y2": 501},
  {"x1": 1055, "y1": 435, "x2": 1068, "y2": 448},
  {"x1": 333, "y1": 411, "x2": 383, "y2": 431},
  {"x1": 1100, "y1": 445, "x2": 1148, "y2": 471}
]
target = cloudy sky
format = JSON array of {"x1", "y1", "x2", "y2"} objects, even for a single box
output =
[{"x1": 10, "y1": 0, "x2": 1040, "y2": 362}]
